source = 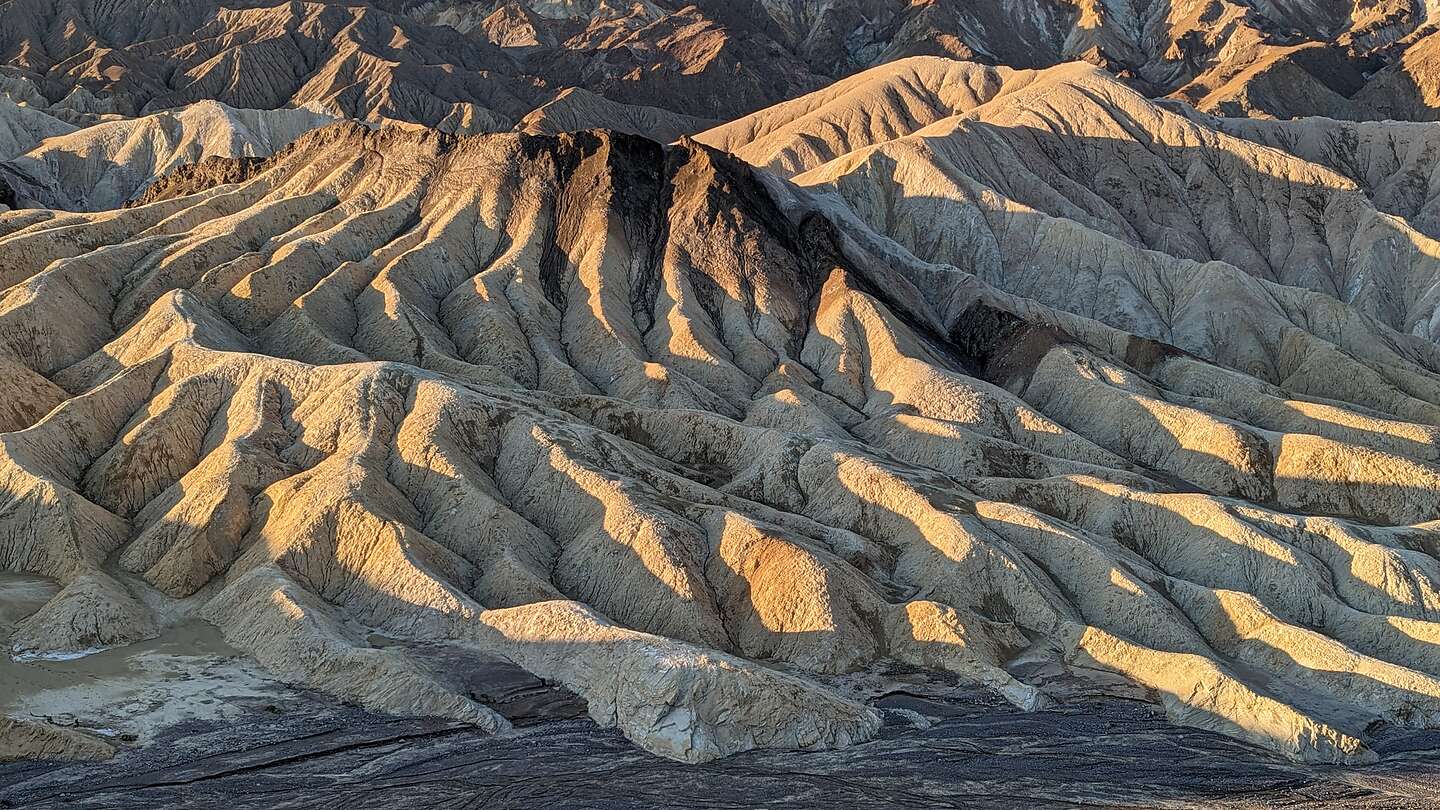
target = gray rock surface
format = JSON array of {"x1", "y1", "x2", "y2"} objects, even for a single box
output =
[{"x1": 5, "y1": 681, "x2": 1440, "y2": 808}]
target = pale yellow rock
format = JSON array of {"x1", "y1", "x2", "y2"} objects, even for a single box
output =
[
  {"x1": 1, "y1": 101, "x2": 335, "y2": 211},
  {"x1": 3, "y1": 110, "x2": 1440, "y2": 769}
]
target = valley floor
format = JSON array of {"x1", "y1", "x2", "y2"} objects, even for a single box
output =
[{"x1": 4, "y1": 654, "x2": 1440, "y2": 809}]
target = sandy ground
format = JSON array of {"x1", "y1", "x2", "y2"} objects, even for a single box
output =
[
  {"x1": 1, "y1": 573, "x2": 295, "y2": 744},
  {"x1": 0, "y1": 574, "x2": 56, "y2": 637},
  {"x1": 4, "y1": 667, "x2": 1440, "y2": 809}
]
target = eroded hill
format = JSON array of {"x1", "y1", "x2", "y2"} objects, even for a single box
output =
[
  {"x1": 9, "y1": 0, "x2": 1440, "y2": 136},
  {"x1": 3, "y1": 109, "x2": 1440, "y2": 769}
]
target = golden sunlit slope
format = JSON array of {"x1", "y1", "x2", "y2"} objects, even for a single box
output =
[
  {"x1": 705, "y1": 58, "x2": 1440, "y2": 341},
  {"x1": 5, "y1": 117, "x2": 1440, "y2": 767},
  {"x1": 694, "y1": 58, "x2": 1047, "y2": 175}
]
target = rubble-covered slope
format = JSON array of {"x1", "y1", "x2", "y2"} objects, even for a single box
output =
[{"x1": 4, "y1": 119, "x2": 1440, "y2": 767}]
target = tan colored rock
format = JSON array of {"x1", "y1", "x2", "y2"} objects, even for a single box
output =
[
  {"x1": 4, "y1": 117, "x2": 1440, "y2": 769},
  {"x1": 1, "y1": 101, "x2": 335, "y2": 211},
  {"x1": 0, "y1": 717, "x2": 113, "y2": 762}
]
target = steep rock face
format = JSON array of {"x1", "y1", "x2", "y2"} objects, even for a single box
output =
[{"x1": 4, "y1": 119, "x2": 1440, "y2": 767}]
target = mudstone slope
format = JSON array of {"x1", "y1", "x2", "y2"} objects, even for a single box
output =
[
  {"x1": 0, "y1": 101, "x2": 337, "y2": 211},
  {"x1": 5, "y1": 56, "x2": 1440, "y2": 768}
]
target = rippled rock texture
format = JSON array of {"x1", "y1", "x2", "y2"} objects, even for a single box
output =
[
  {"x1": 5, "y1": 73, "x2": 1440, "y2": 770},
  {"x1": 13, "y1": 0, "x2": 1440, "y2": 131}
]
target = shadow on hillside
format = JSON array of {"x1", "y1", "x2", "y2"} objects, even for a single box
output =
[{"x1": 10, "y1": 116, "x2": 1440, "y2": 803}]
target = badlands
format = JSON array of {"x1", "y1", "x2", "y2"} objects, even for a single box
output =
[{"x1": 4, "y1": 2, "x2": 1440, "y2": 807}]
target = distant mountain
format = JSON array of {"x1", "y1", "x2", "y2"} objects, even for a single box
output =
[
  {"x1": 0, "y1": 0, "x2": 824, "y2": 128},
  {"x1": 517, "y1": 87, "x2": 718, "y2": 143},
  {"x1": 0, "y1": 101, "x2": 335, "y2": 210},
  {"x1": 5, "y1": 0, "x2": 1440, "y2": 132}
]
